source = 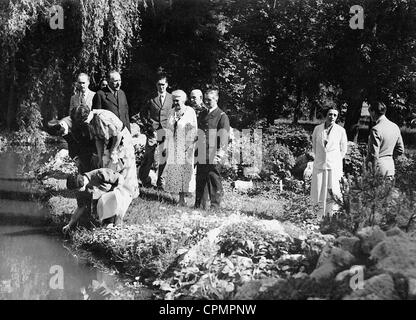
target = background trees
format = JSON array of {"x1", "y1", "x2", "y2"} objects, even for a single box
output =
[{"x1": 0, "y1": 0, "x2": 415, "y2": 137}]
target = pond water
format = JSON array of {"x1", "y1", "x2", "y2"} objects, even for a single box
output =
[{"x1": 0, "y1": 146, "x2": 149, "y2": 300}]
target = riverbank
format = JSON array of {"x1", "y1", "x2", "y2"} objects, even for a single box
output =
[
  {"x1": 38, "y1": 147, "x2": 416, "y2": 300},
  {"x1": 38, "y1": 148, "x2": 336, "y2": 299},
  {"x1": 0, "y1": 144, "x2": 155, "y2": 300},
  {"x1": 4, "y1": 130, "x2": 416, "y2": 300}
]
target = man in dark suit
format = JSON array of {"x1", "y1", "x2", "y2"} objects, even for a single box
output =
[
  {"x1": 92, "y1": 70, "x2": 131, "y2": 132},
  {"x1": 139, "y1": 73, "x2": 173, "y2": 188},
  {"x1": 194, "y1": 89, "x2": 230, "y2": 210}
]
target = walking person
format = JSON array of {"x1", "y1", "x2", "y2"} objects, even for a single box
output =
[
  {"x1": 162, "y1": 90, "x2": 198, "y2": 206},
  {"x1": 310, "y1": 107, "x2": 348, "y2": 219}
]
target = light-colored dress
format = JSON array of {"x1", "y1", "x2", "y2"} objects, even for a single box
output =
[
  {"x1": 88, "y1": 109, "x2": 139, "y2": 204},
  {"x1": 310, "y1": 123, "x2": 347, "y2": 210},
  {"x1": 163, "y1": 105, "x2": 197, "y2": 194}
]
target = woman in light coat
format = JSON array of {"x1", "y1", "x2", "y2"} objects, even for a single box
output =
[
  {"x1": 311, "y1": 107, "x2": 348, "y2": 218},
  {"x1": 162, "y1": 90, "x2": 198, "y2": 206}
]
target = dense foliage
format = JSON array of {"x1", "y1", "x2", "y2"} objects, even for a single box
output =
[{"x1": 1, "y1": 0, "x2": 415, "y2": 139}]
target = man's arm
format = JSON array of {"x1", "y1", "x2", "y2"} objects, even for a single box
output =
[
  {"x1": 69, "y1": 95, "x2": 76, "y2": 115},
  {"x1": 215, "y1": 113, "x2": 230, "y2": 162},
  {"x1": 92, "y1": 91, "x2": 102, "y2": 110},
  {"x1": 394, "y1": 132, "x2": 405, "y2": 158},
  {"x1": 140, "y1": 99, "x2": 150, "y2": 125},
  {"x1": 340, "y1": 127, "x2": 348, "y2": 159},
  {"x1": 366, "y1": 127, "x2": 381, "y2": 171},
  {"x1": 311, "y1": 126, "x2": 317, "y2": 157}
]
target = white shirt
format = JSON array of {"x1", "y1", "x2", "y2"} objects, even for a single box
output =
[
  {"x1": 208, "y1": 105, "x2": 218, "y2": 114},
  {"x1": 69, "y1": 88, "x2": 95, "y2": 113},
  {"x1": 159, "y1": 93, "x2": 166, "y2": 105}
]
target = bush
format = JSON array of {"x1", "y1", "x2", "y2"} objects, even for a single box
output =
[
  {"x1": 256, "y1": 276, "x2": 352, "y2": 300},
  {"x1": 260, "y1": 143, "x2": 296, "y2": 181},
  {"x1": 325, "y1": 170, "x2": 416, "y2": 235},
  {"x1": 264, "y1": 123, "x2": 312, "y2": 157},
  {"x1": 343, "y1": 142, "x2": 365, "y2": 177},
  {"x1": 395, "y1": 154, "x2": 416, "y2": 192},
  {"x1": 12, "y1": 100, "x2": 45, "y2": 147},
  {"x1": 217, "y1": 222, "x2": 290, "y2": 262}
]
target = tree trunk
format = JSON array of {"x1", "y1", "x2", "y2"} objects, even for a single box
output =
[
  {"x1": 292, "y1": 85, "x2": 302, "y2": 124},
  {"x1": 6, "y1": 57, "x2": 17, "y2": 130},
  {"x1": 263, "y1": 75, "x2": 277, "y2": 125},
  {"x1": 0, "y1": 60, "x2": 6, "y2": 126},
  {"x1": 309, "y1": 101, "x2": 317, "y2": 122},
  {"x1": 344, "y1": 98, "x2": 363, "y2": 142}
]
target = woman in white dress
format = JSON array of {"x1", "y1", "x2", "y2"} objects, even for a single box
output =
[
  {"x1": 311, "y1": 107, "x2": 348, "y2": 218},
  {"x1": 163, "y1": 90, "x2": 198, "y2": 206}
]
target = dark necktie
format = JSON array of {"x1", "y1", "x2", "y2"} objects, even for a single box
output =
[
  {"x1": 80, "y1": 93, "x2": 86, "y2": 106},
  {"x1": 114, "y1": 91, "x2": 118, "y2": 105}
]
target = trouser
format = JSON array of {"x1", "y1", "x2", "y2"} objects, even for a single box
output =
[
  {"x1": 138, "y1": 142, "x2": 165, "y2": 188},
  {"x1": 194, "y1": 164, "x2": 223, "y2": 209},
  {"x1": 311, "y1": 168, "x2": 342, "y2": 219},
  {"x1": 64, "y1": 134, "x2": 96, "y2": 174}
]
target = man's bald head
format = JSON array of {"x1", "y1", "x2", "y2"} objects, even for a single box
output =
[
  {"x1": 107, "y1": 70, "x2": 122, "y2": 91},
  {"x1": 190, "y1": 89, "x2": 203, "y2": 108},
  {"x1": 76, "y1": 73, "x2": 90, "y2": 93}
]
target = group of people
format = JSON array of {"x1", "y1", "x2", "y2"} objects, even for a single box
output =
[
  {"x1": 310, "y1": 102, "x2": 404, "y2": 218},
  {"x1": 51, "y1": 71, "x2": 230, "y2": 232},
  {"x1": 52, "y1": 69, "x2": 405, "y2": 231},
  {"x1": 138, "y1": 74, "x2": 230, "y2": 208}
]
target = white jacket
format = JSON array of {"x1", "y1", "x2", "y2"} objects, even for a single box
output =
[{"x1": 312, "y1": 123, "x2": 347, "y2": 172}]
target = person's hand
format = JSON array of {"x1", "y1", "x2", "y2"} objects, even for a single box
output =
[
  {"x1": 97, "y1": 157, "x2": 103, "y2": 168},
  {"x1": 213, "y1": 150, "x2": 225, "y2": 164},
  {"x1": 213, "y1": 154, "x2": 222, "y2": 164},
  {"x1": 148, "y1": 136, "x2": 157, "y2": 146},
  {"x1": 110, "y1": 152, "x2": 118, "y2": 164},
  {"x1": 62, "y1": 224, "x2": 70, "y2": 234}
]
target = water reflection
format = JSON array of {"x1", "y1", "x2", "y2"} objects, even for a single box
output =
[
  {"x1": 0, "y1": 147, "x2": 144, "y2": 300},
  {"x1": 0, "y1": 225, "x2": 118, "y2": 300}
]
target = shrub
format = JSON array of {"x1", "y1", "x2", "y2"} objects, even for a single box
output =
[
  {"x1": 395, "y1": 154, "x2": 416, "y2": 192},
  {"x1": 256, "y1": 275, "x2": 352, "y2": 300},
  {"x1": 264, "y1": 123, "x2": 312, "y2": 157},
  {"x1": 12, "y1": 100, "x2": 45, "y2": 147},
  {"x1": 326, "y1": 170, "x2": 416, "y2": 235},
  {"x1": 217, "y1": 222, "x2": 290, "y2": 262},
  {"x1": 260, "y1": 143, "x2": 296, "y2": 182},
  {"x1": 343, "y1": 142, "x2": 365, "y2": 177}
]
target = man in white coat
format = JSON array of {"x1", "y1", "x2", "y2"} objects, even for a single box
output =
[{"x1": 311, "y1": 107, "x2": 348, "y2": 218}]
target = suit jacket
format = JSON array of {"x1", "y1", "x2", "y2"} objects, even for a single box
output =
[
  {"x1": 312, "y1": 123, "x2": 348, "y2": 173},
  {"x1": 196, "y1": 107, "x2": 230, "y2": 164},
  {"x1": 69, "y1": 88, "x2": 95, "y2": 114},
  {"x1": 366, "y1": 115, "x2": 404, "y2": 176},
  {"x1": 92, "y1": 86, "x2": 131, "y2": 132},
  {"x1": 140, "y1": 93, "x2": 173, "y2": 133}
]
